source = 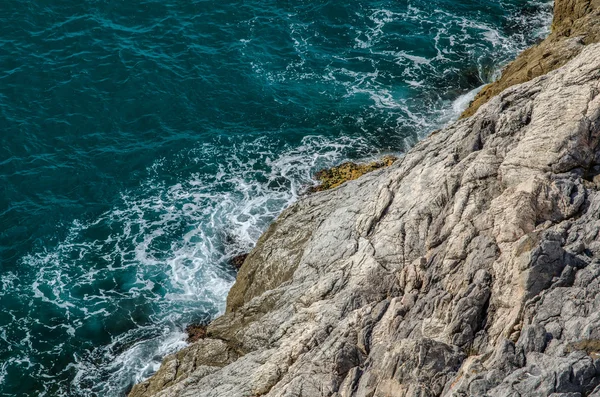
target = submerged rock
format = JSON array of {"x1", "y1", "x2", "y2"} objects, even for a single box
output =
[
  {"x1": 130, "y1": 40, "x2": 600, "y2": 397},
  {"x1": 308, "y1": 155, "x2": 398, "y2": 193}
]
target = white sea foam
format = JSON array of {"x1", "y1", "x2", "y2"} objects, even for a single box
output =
[
  {"x1": 247, "y1": 0, "x2": 553, "y2": 147},
  {"x1": 452, "y1": 85, "x2": 485, "y2": 115},
  {"x1": 354, "y1": 8, "x2": 395, "y2": 49},
  {"x1": 10, "y1": 134, "x2": 377, "y2": 396},
  {"x1": 0, "y1": 361, "x2": 7, "y2": 387},
  {"x1": 2, "y1": 2, "x2": 555, "y2": 395}
]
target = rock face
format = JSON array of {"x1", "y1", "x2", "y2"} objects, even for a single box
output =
[
  {"x1": 461, "y1": 0, "x2": 600, "y2": 118},
  {"x1": 130, "y1": 1, "x2": 600, "y2": 394},
  {"x1": 130, "y1": 40, "x2": 600, "y2": 397}
]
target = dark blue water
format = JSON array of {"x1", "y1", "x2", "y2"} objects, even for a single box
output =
[{"x1": 1, "y1": 0, "x2": 551, "y2": 395}]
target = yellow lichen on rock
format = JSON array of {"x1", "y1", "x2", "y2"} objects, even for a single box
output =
[
  {"x1": 308, "y1": 155, "x2": 397, "y2": 193},
  {"x1": 461, "y1": 0, "x2": 600, "y2": 119}
]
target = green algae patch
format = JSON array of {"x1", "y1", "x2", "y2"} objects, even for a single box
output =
[{"x1": 309, "y1": 155, "x2": 398, "y2": 193}]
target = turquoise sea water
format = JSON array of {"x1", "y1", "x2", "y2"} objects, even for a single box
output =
[{"x1": 1, "y1": 0, "x2": 551, "y2": 395}]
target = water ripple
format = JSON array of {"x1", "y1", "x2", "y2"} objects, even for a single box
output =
[{"x1": 0, "y1": 0, "x2": 552, "y2": 395}]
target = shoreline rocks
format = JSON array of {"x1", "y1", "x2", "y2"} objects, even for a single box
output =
[
  {"x1": 229, "y1": 254, "x2": 249, "y2": 271},
  {"x1": 460, "y1": 0, "x2": 600, "y2": 118},
  {"x1": 130, "y1": 1, "x2": 600, "y2": 396}
]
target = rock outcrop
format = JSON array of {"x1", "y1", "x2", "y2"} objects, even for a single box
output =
[
  {"x1": 130, "y1": 40, "x2": 600, "y2": 397},
  {"x1": 308, "y1": 156, "x2": 398, "y2": 193},
  {"x1": 130, "y1": 4, "x2": 600, "y2": 397},
  {"x1": 461, "y1": 0, "x2": 600, "y2": 118}
]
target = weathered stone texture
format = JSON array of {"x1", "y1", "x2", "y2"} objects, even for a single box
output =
[{"x1": 129, "y1": 41, "x2": 600, "y2": 397}]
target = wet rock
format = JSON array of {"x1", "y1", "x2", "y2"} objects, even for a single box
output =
[
  {"x1": 229, "y1": 254, "x2": 248, "y2": 271},
  {"x1": 185, "y1": 324, "x2": 207, "y2": 343}
]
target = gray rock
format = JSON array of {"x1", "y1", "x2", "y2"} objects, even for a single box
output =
[{"x1": 130, "y1": 29, "x2": 600, "y2": 397}]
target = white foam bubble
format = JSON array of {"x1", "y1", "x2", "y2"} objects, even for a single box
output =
[{"x1": 452, "y1": 85, "x2": 485, "y2": 115}]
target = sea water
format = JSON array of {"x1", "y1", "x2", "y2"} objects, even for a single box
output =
[{"x1": 0, "y1": 0, "x2": 551, "y2": 395}]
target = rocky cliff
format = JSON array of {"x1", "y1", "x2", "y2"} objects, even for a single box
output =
[
  {"x1": 130, "y1": 3, "x2": 600, "y2": 397},
  {"x1": 461, "y1": 0, "x2": 600, "y2": 118}
]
